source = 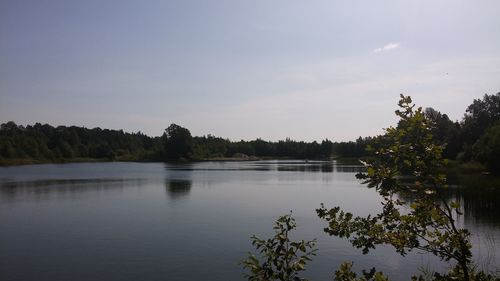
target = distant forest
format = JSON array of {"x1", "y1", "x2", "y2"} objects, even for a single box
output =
[{"x1": 1, "y1": 92, "x2": 499, "y2": 172}]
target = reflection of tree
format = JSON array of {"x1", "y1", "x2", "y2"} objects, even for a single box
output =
[
  {"x1": 391, "y1": 175, "x2": 500, "y2": 226},
  {"x1": 334, "y1": 165, "x2": 364, "y2": 173},
  {"x1": 0, "y1": 178, "x2": 131, "y2": 202},
  {"x1": 394, "y1": 187, "x2": 500, "y2": 226},
  {"x1": 442, "y1": 174, "x2": 500, "y2": 224},
  {"x1": 440, "y1": 187, "x2": 500, "y2": 225},
  {"x1": 320, "y1": 163, "x2": 333, "y2": 173},
  {"x1": 275, "y1": 162, "x2": 335, "y2": 173},
  {"x1": 165, "y1": 179, "x2": 192, "y2": 200}
]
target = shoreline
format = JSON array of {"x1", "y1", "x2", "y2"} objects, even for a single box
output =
[
  {"x1": 0, "y1": 156, "x2": 336, "y2": 167},
  {"x1": 0, "y1": 157, "x2": 491, "y2": 174}
]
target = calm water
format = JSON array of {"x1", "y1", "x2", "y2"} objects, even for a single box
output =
[{"x1": 1, "y1": 161, "x2": 499, "y2": 281}]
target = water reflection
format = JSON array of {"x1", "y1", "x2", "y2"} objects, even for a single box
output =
[
  {"x1": 335, "y1": 165, "x2": 365, "y2": 173},
  {"x1": 389, "y1": 174, "x2": 500, "y2": 226},
  {"x1": 162, "y1": 160, "x2": 367, "y2": 174},
  {"x1": 165, "y1": 179, "x2": 192, "y2": 200},
  {"x1": 165, "y1": 163, "x2": 193, "y2": 200},
  {"x1": 277, "y1": 162, "x2": 332, "y2": 172},
  {"x1": 0, "y1": 178, "x2": 141, "y2": 202},
  {"x1": 0, "y1": 161, "x2": 499, "y2": 281},
  {"x1": 440, "y1": 187, "x2": 500, "y2": 225},
  {"x1": 435, "y1": 174, "x2": 500, "y2": 225}
]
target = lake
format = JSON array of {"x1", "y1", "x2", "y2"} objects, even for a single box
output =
[{"x1": 1, "y1": 161, "x2": 499, "y2": 280}]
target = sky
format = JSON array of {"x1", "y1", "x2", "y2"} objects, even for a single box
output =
[{"x1": 1, "y1": 0, "x2": 499, "y2": 141}]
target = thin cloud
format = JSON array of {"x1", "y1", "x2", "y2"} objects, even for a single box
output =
[{"x1": 374, "y1": 42, "x2": 400, "y2": 53}]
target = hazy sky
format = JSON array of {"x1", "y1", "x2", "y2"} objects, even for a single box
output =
[{"x1": 1, "y1": 0, "x2": 499, "y2": 141}]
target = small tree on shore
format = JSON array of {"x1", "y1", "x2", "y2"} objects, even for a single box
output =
[
  {"x1": 317, "y1": 95, "x2": 493, "y2": 280},
  {"x1": 244, "y1": 95, "x2": 499, "y2": 280}
]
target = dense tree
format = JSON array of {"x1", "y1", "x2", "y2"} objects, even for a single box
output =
[
  {"x1": 250, "y1": 138, "x2": 276, "y2": 157},
  {"x1": 0, "y1": 122, "x2": 164, "y2": 163},
  {"x1": 192, "y1": 135, "x2": 230, "y2": 159},
  {"x1": 320, "y1": 139, "x2": 333, "y2": 158},
  {"x1": 319, "y1": 95, "x2": 491, "y2": 280},
  {"x1": 163, "y1": 123, "x2": 193, "y2": 161},
  {"x1": 471, "y1": 124, "x2": 500, "y2": 174},
  {"x1": 0, "y1": 121, "x2": 335, "y2": 163},
  {"x1": 227, "y1": 140, "x2": 256, "y2": 157},
  {"x1": 462, "y1": 93, "x2": 500, "y2": 143},
  {"x1": 460, "y1": 92, "x2": 500, "y2": 160},
  {"x1": 424, "y1": 107, "x2": 462, "y2": 159},
  {"x1": 332, "y1": 137, "x2": 373, "y2": 158}
]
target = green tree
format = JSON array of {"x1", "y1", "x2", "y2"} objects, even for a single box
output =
[
  {"x1": 242, "y1": 213, "x2": 317, "y2": 281},
  {"x1": 317, "y1": 95, "x2": 489, "y2": 280},
  {"x1": 320, "y1": 139, "x2": 333, "y2": 159},
  {"x1": 334, "y1": 262, "x2": 389, "y2": 281},
  {"x1": 461, "y1": 92, "x2": 500, "y2": 160},
  {"x1": 163, "y1": 123, "x2": 193, "y2": 160},
  {"x1": 424, "y1": 107, "x2": 462, "y2": 160},
  {"x1": 471, "y1": 123, "x2": 500, "y2": 174}
]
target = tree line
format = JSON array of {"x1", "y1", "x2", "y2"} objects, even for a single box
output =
[
  {"x1": 1, "y1": 92, "x2": 500, "y2": 173},
  {"x1": 0, "y1": 121, "x2": 337, "y2": 163},
  {"x1": 0, "y1": 122, "x2": 163, "y2": 163}
]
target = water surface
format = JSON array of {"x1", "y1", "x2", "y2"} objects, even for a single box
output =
[{"x1": 1, "y1": 161, "x2": 499, "y2": 280}]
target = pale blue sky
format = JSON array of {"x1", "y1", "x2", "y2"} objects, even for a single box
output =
[{"x1": 1, "y1": 0, "x2": 499, "y2": 141}]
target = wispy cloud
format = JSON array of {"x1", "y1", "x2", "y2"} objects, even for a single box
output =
[{"x1": 374, "y1": 42, "x2": 400, "y2": 53}]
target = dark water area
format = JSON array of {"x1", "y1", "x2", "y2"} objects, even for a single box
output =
[{"x1": 1, "y1": 161, "x2": 499, "y2": 281}]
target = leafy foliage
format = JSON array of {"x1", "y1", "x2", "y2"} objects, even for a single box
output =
[
  {"x1": 243, "y1": 94, "x2": 500, "y2": 281},
  {"x1": 334, "y1": 262, "x2": 389, "y2": 281},
  {"x1": 242, "y1": 213, "x2": 317, "y2": 281},
  {"x1": 462, "y1": 93, "x2": 500, "y2": 148},
  {"x1": 399, "y1": 92, "x2": 500, "y2": 172},
  {"x1": 317, "y1": 95, "x2": 491, "y2": 280},
  {"x1": 459, "y1": 92, "x2": 500, "y2": 167},
  {"x1": 471, "y1": 124, "x2": 500, "y2": 174},
  {"x1": 424, "y1": 107, "x2": 461, "y2": 160}
]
